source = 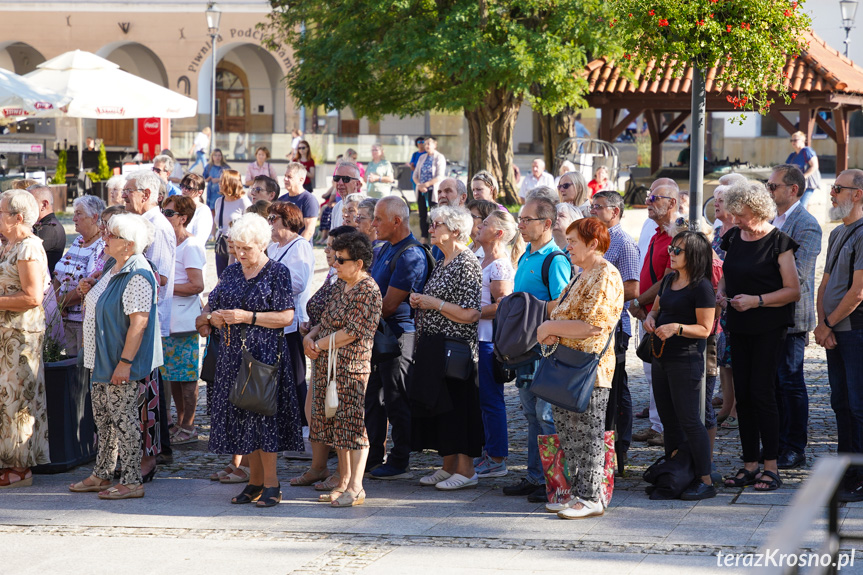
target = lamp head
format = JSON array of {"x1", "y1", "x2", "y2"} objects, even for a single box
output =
[
  {"x1": 841, "y1": 0, "x2": 859, "y2": 29},
  {"x1": 206, "y1": 2, "x2": 222, "y2": 34}
]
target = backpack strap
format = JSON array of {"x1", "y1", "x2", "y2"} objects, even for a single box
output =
[
  {"x1": 388, "y1": 239, "x2": 436, "y2": 285},
  {"x1": 541, "y1": 250, "x2": 568, "y2": 300}
]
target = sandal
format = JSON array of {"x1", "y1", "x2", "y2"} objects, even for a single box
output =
[
  {"x1": 98, "y1": 484, "x2": 144, "y2": 500},
  {"x1": 754, "y1": 470, "x2": 783, "y2": 492},
  {"x1": 231, "y1": 484, "x2": 263, "y2": 504},
  {"x1": 256, "y1": 484, "x2": 282, "y2": 508},
  {"x1": 172, "y1": 428, "x2": 199, "y2": 445},
  {"x1": 209, "y1": 463, "x2": 238, "y2": 482},
  {"x1": 220, "y1": 465, "x2": 251, "y2": 484},
  {"x1": 318, "y1": 489, "x2": 345, "y2": 502},
  {"x1": 0, "y1": 468, "x2": 32, "y2": 489},
  {"x1": 69, "y1": 475, "x2": 112, "y2": 493},
  {"x1": 724, "y1": 467, "x2": 760, "y2": 488},
  {"x1": 331, "y1": 489, "x2": 366, "y2": 507},
  {"x1": 314, "y1": 473, "x2": 341, "y2": 491},
  {"x1": 290, "y1": 467, "x2": 330, "y2": 487},
  {"x1": 721, "y1": 416, "x2": 739, "y2": 429}
]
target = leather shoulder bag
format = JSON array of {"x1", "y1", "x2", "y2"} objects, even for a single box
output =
[{"x1": 228, "y1": 326, "x2": 280, "y2": 416}]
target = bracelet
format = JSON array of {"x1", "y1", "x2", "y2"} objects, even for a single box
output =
[
  {"x1": 119, "y1": 357, "x2": 133, "y2": 365},
  {"x1": 438, "y1": 300, "x2": 445, "y2": 312},
  {"x1": 824, "y1": 317, "x2": 834, "y2": 329},
  {"x1": 251, "y1": 311, "x2": 257, "y2": 326},
  {"x1": 758, "y1": 295, "x2": 764, "y2": 307},
  {"x1": 632, "y1": 299, "x2": 640, "y2": 309},
  {"x1": 677, "y1": 324, "x2": 684, "y2": 336}
]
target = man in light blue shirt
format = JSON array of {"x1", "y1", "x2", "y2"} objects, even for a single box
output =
[{"x1": 501, "y1": 196, "x2": 571, "y2": 502}]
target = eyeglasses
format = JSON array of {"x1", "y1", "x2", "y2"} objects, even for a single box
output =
[
  {"x1": 250, "y1": 186, "x2": 267, "y2": 194},
  {"x1": 832, "y1": 184, "x2": 861, "y2": 194},
  {"x1": 334, "y1": 256, "x2": 356, "y2": 265},
  {"x1": 179, "y1": 185, "x2": 198, "y2": 193},
  {"x1": 106, "y1": 231, "x2": 121, "y2": 240},
  {"x1": 470, "y1": 214, "x2": 484, "y2": 221},
  {"x1": 646, "y1": 194, "x2": 673, "y2": 203},
  {"x1": 355, "y1": 215, "x2": 372, "y2": 222},
  {"x1": 152, "y1": 167, "x2": 168, "y2": 175},
  {"x1": 765, "y1": 183, "x2": 788, "y2": 192},
  {"x1": 161, "y1": 209, "x2": 178, "y2": 218},
  {"x1": 416, "y1": 140, "x2": 425, "y2": 144},
  {"x1": 122, "y1": 187, "x2": 145, "y2": 195},
  {"x1": 517, "y1": 216, "x2": 544, "y2": 224},
  {"x1": 557, "y1": 182, "x2": 576, "y2": 190},
  {"x1": 589, "y1": 204, "x2": 610, "y2": 211},
  {"x1": 267, "y1": 215, "x2": 283, "y2": 224},
  {"x1": 297, "y1": 146, "x2": 308, "y2": 150},
  {"x1": 429, "y1": 221, "x2": 447, "y2": 230},
  {"x1": 333, "y1": 175, "x2": 359, "y2": 183},
  {"x1": 667, "y1": 245, "x2": 685, "y2": 256}
]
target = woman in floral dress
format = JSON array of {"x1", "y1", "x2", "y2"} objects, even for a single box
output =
[
  {"x1": 304, "y1": 231, "x2": 381, "y2": 507},
  {"x1": 0, "y1": 189, "x2": 50, "y2": 488}
]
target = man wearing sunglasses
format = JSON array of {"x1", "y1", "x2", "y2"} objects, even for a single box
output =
[
  {"x1": 630, "y1": 180, "x2": 680, "y2": 447},
  {"x1": 767, "y1": 164, "x2": 822, "y2": 471},
  {"x1": 152, "y1": 154, "x2": 182, "y2": 198},
  {"x1": 249, "y1": 175, "x2": 279, "y2": 203},
  {"x1": 278, "y1": 162, "x2": 320, "y2": 241},
  {"x1": 815, "y1": 169, "x2": 863, "y2": 501}
]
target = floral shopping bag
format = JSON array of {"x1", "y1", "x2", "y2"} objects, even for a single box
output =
[
  {"x1": 538, "y1": 432, "x2": 616, "y2": 507},
  {"x1": 601, "y1": 430, "x2": 615, "y2": 507}
]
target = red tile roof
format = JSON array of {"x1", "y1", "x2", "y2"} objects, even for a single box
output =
[{"x1": 585, "y1": 30, "x2": 863, "y2": 97}]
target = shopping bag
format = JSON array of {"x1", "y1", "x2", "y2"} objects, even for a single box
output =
[
  {"x1": 601, "y1": 430, "x2": 616, "y2": 507},
  {"x1": 538, "y1": 434, "x2": 573, "y2": 505}
]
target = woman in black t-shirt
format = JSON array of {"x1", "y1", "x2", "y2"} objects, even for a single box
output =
[
  {"x1": 644, "y1": 231, "x2": 716, "y2": 500},
  {"x1": 719, "y1": 181, "x2": 800, "y2": 493}
]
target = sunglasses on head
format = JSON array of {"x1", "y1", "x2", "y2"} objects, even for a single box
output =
[
  {"x1": 333, "y1": 175, "x2": 359, "y2": 183},
  {"x1": 667, "y1": 245, "x2": 685, "y2": 256}
]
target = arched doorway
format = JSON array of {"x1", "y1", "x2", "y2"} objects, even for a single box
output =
[
  {"x1": 0, "y1": 41, "x2": 45, "y2": 74},
  {"x1": 96, "y1": 42, "x2": 169, "y2": 147},
  {"x1": 216, "y1": 62, "x2": 249, "y2": 133}
]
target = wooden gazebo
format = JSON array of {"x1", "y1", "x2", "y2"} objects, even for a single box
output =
[{"x1": 585, "y1": 31, "x2": 863, "y2": 173}]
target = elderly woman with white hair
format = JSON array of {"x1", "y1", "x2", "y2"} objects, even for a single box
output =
[
  {"x1": 409, "y1": 206, "x2": 483, "y2": 490},
  {"x1": 719, "y1": 180, "x2": 800, "y2": 493},
  {"x1": 553, "y1": 201, "x2": 583, "y2": 251},
  {"x1": 0, "y1": 189, "x2": 50, "y2": 488},
  {"x1": 69, "y1": 213, "x2": 163, "y2": 499},
  {"x1": 106, "y1": 175, "x2": 126, "y2": 207},
  {"x1": 53, "y1": 194, "x2": 106, "y2": 356},
  {"x1": 196, "y1": 213, "x2": 304, "y2": 508}
]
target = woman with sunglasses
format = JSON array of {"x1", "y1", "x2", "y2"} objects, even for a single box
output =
[
  {"x1": 179, "y1": 173, "x2": 214, "y2": 245},
  {"x1": 160, "y1": 195, "x2": 206, "y2": 446},
  {"x1": 292, "y1": 140, "x2": 316, "y2": 192},
  {"x1": 720, "y1": 180, "x2": 799, "y2": 493},
  {"x1": 643, "y1": 230, "x2": 717, "y2": 500},
  {"x1": 557, "y1": 171, "x2": 591, "y2": 218}
]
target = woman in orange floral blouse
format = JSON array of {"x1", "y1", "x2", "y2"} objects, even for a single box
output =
[{"x1": 535, "y1": 218, "x2": 623, "y2": 520}]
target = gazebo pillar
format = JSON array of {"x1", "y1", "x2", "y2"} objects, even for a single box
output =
[{"x1": 836, "y1": 107, "x2": 849, "y2": 172}]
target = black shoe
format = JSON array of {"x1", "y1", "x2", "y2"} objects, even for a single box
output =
[
  {"x1": 680, "y1": 480, "x2": 717, "y2": 501},
  {"x1": 502, "y1": 478, "x2": 539, "y2": 496},
  {"x1": 777, "y1": 451, "x2": 806, "y2": 469},
  {"x1": 526, "y1": 485, "x2": 548, "y2": 503},
  {"x1": 156, "y1": 453, "x2": 174, "y2": 465},
  {"x1": 141, "y1": 467, "x2": 156, "y2": 484},
  {"x1": 838, "y1": 480, "x2": 863, "y2": 503},
  {"x1": 615, "y1": 450, "x2": 627, "y2": 477}
]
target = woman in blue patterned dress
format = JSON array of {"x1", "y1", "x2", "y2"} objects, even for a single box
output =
[{"x1": 196, "y1": 213, "x2": 303, "y2": 508}]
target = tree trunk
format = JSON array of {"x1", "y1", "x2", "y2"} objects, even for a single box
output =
[
  {"x1": 465, "y1": 88, "x2": 524, "y2": 206},
  {"x1": 539, "y1": 107, "x2": 577, "y2": 174}
]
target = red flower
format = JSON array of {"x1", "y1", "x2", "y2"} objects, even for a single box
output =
[
  {"x1": 726, "y1": 24, "x2": 733, "y2": 32},
  {"x1": 658, "y1": 19, "x2": 669, "y2": 27},
  {"x1": 624, "y1": 53, "x2": 632, "y2": 60},
  {"x1": 741, "y1": 22, "x2": 750, "y2": 30},
  {"x1": 784, "y1": 9, "x2": 792, "y2": 16},
  {"x1": 791, "y1": 93, "x2": 797, "y2": 99},
  {"x1": 709, "y1": 13, "x2": 714, "y2": 18},
  {"x1": 791, "y1": 1, "x2": 798, "y2": 8},
  {"x1": 628, "y1": 13, "x2": 633, "y2": 17},
  {"x1": 697, "y1": 20, "x2": 705, "y2": 26},
  {"x1": 649, "y1": 9, "x2": 655, "y2": 16}
]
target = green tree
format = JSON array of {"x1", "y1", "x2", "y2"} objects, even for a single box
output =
[
  {"x1": 263, "y1": 0, "x2": 618, "y2": 204},
  {"x1": 94, "y1": 142, "x2": 111, "y2": 181},
  {"x1": 50, "y1": 149, "x2": 67, "y2": 185}
]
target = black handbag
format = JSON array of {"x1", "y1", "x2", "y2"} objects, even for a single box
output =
[
  {"x1": 371, "y1": 319, "x2": 401, "y2": 364},
  {"x1": 214, "y1": 198, "x2": 229, "y2": 258},
  {"x1": 228, "y1": 327, "x2": 280, "y2": 416},
  {"x1": 444, "y1": 336, "x2": 473, "y2": 381},
  {"x1": 529, "y1": 329, "x2": 615, "y2": 413},
  {"x1": 200, "y1": 332, "x2": 220, "y2": 383},
  {"x1": 635, "y1": 333, "x2": 653, "y2": 363}
]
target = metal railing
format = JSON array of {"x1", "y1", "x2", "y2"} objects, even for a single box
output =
[{"x1": 760, "y1": 455, "x2": 863, "y2": 575}]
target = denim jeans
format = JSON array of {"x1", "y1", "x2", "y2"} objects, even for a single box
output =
[
  {"x1": 189, "y1": 150, "x2": 206, "y2": 173},
  {"x1": 799, "y1": 187, "x2": 816, "y2": 209},
  {"x1": 478, "y1": 342, "x2": 508, "y2": 458},
  {"x1": 776, "y1": 332, "x2": 809, "y2": 455},
  {"x1": 826, "y1": 328, "x2": 863, "y2": 457},
  {"x1": 517, "y1": 359, "x2": 556, "y2": 484}
]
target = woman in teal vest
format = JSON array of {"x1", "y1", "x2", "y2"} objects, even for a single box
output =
[{"x1": 70, "y1": 213, "x2": 163, "y2": 500}]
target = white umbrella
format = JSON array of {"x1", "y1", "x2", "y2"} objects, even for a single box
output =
[
  {"x1": 0, "y1": 67, "x2": 70, "y2": 124},
  {"x1": 24, "y1": 50, "x2": 198, "y2": 173}
]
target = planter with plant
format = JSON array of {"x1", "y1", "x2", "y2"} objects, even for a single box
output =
[{"x1": 48, "y1": 149, "x2": 69, "y2": 213}]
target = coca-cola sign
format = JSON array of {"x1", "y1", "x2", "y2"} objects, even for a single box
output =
[
  {"x1": 95, "y1": 106, "x2": 125, "y2": 116},
  {"x1": 33, "y1": 102, "x2": 53, "y2": 110},
  {"x1": 142, "y1": 119, "x2": 160, "y2": 134},
  {"x1": 2, "y1": 108, "x2": 28, "y2": 118}
]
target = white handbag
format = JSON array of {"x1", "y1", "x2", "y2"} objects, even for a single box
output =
[
  {"x1": 325, "y1": 332, "x2": 339, "y2": 419},
  {"x1": 170, "y1": 295, "x2": 202, "y2": 336}
]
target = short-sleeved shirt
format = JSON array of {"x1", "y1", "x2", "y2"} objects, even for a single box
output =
[
  {"x1": 53, "y1": 234, "x2": 105, "y2": 322},
  {"x1": 142, "y1": 206, "x2": 176, "y2": 338},
  {"x1": 187, "y1": 204, "x2": 214, "y2": 245},
  {"x1": 823, "y1": 220, "x2": 863, "y2": 332},
  {"x1": 370, "y1": 234, "x2": 429, "y2": 336},
  {"x1": 214, "y1": 196, "x2": 252, "y2": 235},
  {"x1": 479, "y1": 257, "x2": 515, "y2": 342},
  {"x1": 267, "y1": 237, "x2": 315, "y2": 332},
  {"x1": 604, "y1": 224, "x2": 641, "y2": 335},
  {"x1": 513, "y1": 239, "x2": 571, "y2": 301},
  {"x1": 278, "y1": 190, "x2": 320, "y2": 219},
  {"x1": 34, "y1": 213, "x2": 66, "y2": 275},
  {"x1": 246, "y1": 161, "x2": 278, "y2": 182},
  {"x1": 639, "y1": 229, "x2": 673, "y2": 312},
  {"x1": 786, "y1": 147, "x2": 821, "y2": 190},
  {"x1": 366, "y1": 159, "x2": 394, "y2": 198},
  {"x1": 721, "y1": 227, "x2": 799, "y2": 334},
  {"x1": 655, "y1": 276, "x2": 715, "y2": 356},
  {"x1": 174, "y1": 236, "x2": 206, "y2": 285}
]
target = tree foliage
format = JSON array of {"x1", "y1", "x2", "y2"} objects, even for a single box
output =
[{"x1": 610, "y1": 0, "x2": 812, "y2": 114}]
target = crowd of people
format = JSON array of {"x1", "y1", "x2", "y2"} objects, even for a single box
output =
[{"x1": 4, "y1": 142, "x2": 863, "y2": 516}]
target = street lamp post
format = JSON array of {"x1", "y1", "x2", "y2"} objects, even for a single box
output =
[
  {"x1": 206, "y1": 2, "x2": 222, "y2": 153},
  {"x1": 841, "y1": 0, "x2": 858, "y2": 58}
]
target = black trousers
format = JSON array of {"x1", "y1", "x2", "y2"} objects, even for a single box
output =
[
  {"x1": 285, "y1": 330, "x2": 308, "y2": 427},
  {"x1": 416, "y1": 191, "x2": 436, "y2": 240},
  {"x1": 365, "y1": 331, "x2": 415, "y2": 470},
  {"x1": 605, "y1": 330, "x2": 631, "y2": 452},
  {"x1": 157, "y1": 370, "x2": 171, "y2": 456},
  {"x1": 652, "y1": 352, "x2": 711, "y2": 477},
  {"x1": 730, "y1": 328, "x2": 786, "y2": 463}
]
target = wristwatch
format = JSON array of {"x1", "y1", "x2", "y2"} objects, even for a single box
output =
[
  {"x1": 206, "y1": 313, "x2": 212, "y2": 323},
  {"x1": 677, "y1": 324, "x2": 684, "y2": 336},
  {"x1": 631, "y1": 299, "x2": 641, "y2": 309},
  {"x1": 758, "y1": 295, "x2": 764, "y2": 307},
  {"x1": 119, "y1": 357, "x2": 133, "y2": 365}
]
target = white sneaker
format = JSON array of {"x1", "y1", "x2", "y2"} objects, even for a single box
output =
[
  {"x1": 419, "y1": 469, "x2": 452, "y2": 486},
  {"x1": 557, "y1": 498, "x2": 604, "y2": 519},
  {"x1": 545, "y1": 497, "x2": 577, "y2": 513},
  {"x1": 435, "y1": 473, "x2": 479, "y2": 491}
]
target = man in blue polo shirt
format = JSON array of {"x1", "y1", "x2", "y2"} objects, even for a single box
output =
[
  {"x1": 366, "y1": 196, "x2": 430, "y2": 479},
  {"x1": 502, "y1": 195, "x2": 571, "y2": 502}
]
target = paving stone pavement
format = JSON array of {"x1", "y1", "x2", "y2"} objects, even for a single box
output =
[{"x1": 5, "y1": 213, "x2": 862, "y2": 574}]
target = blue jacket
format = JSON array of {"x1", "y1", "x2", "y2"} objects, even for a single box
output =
[
  {"x1": 92, "y1": 255, "x2": 163, "y2": 383},
  {"x1": 776, "y1": 204, "x2": 822, "y2": 333}
]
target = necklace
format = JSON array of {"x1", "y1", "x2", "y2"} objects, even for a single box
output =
[{"x1": 81, "y1": 229, "x2": 100, "y2": 245}]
